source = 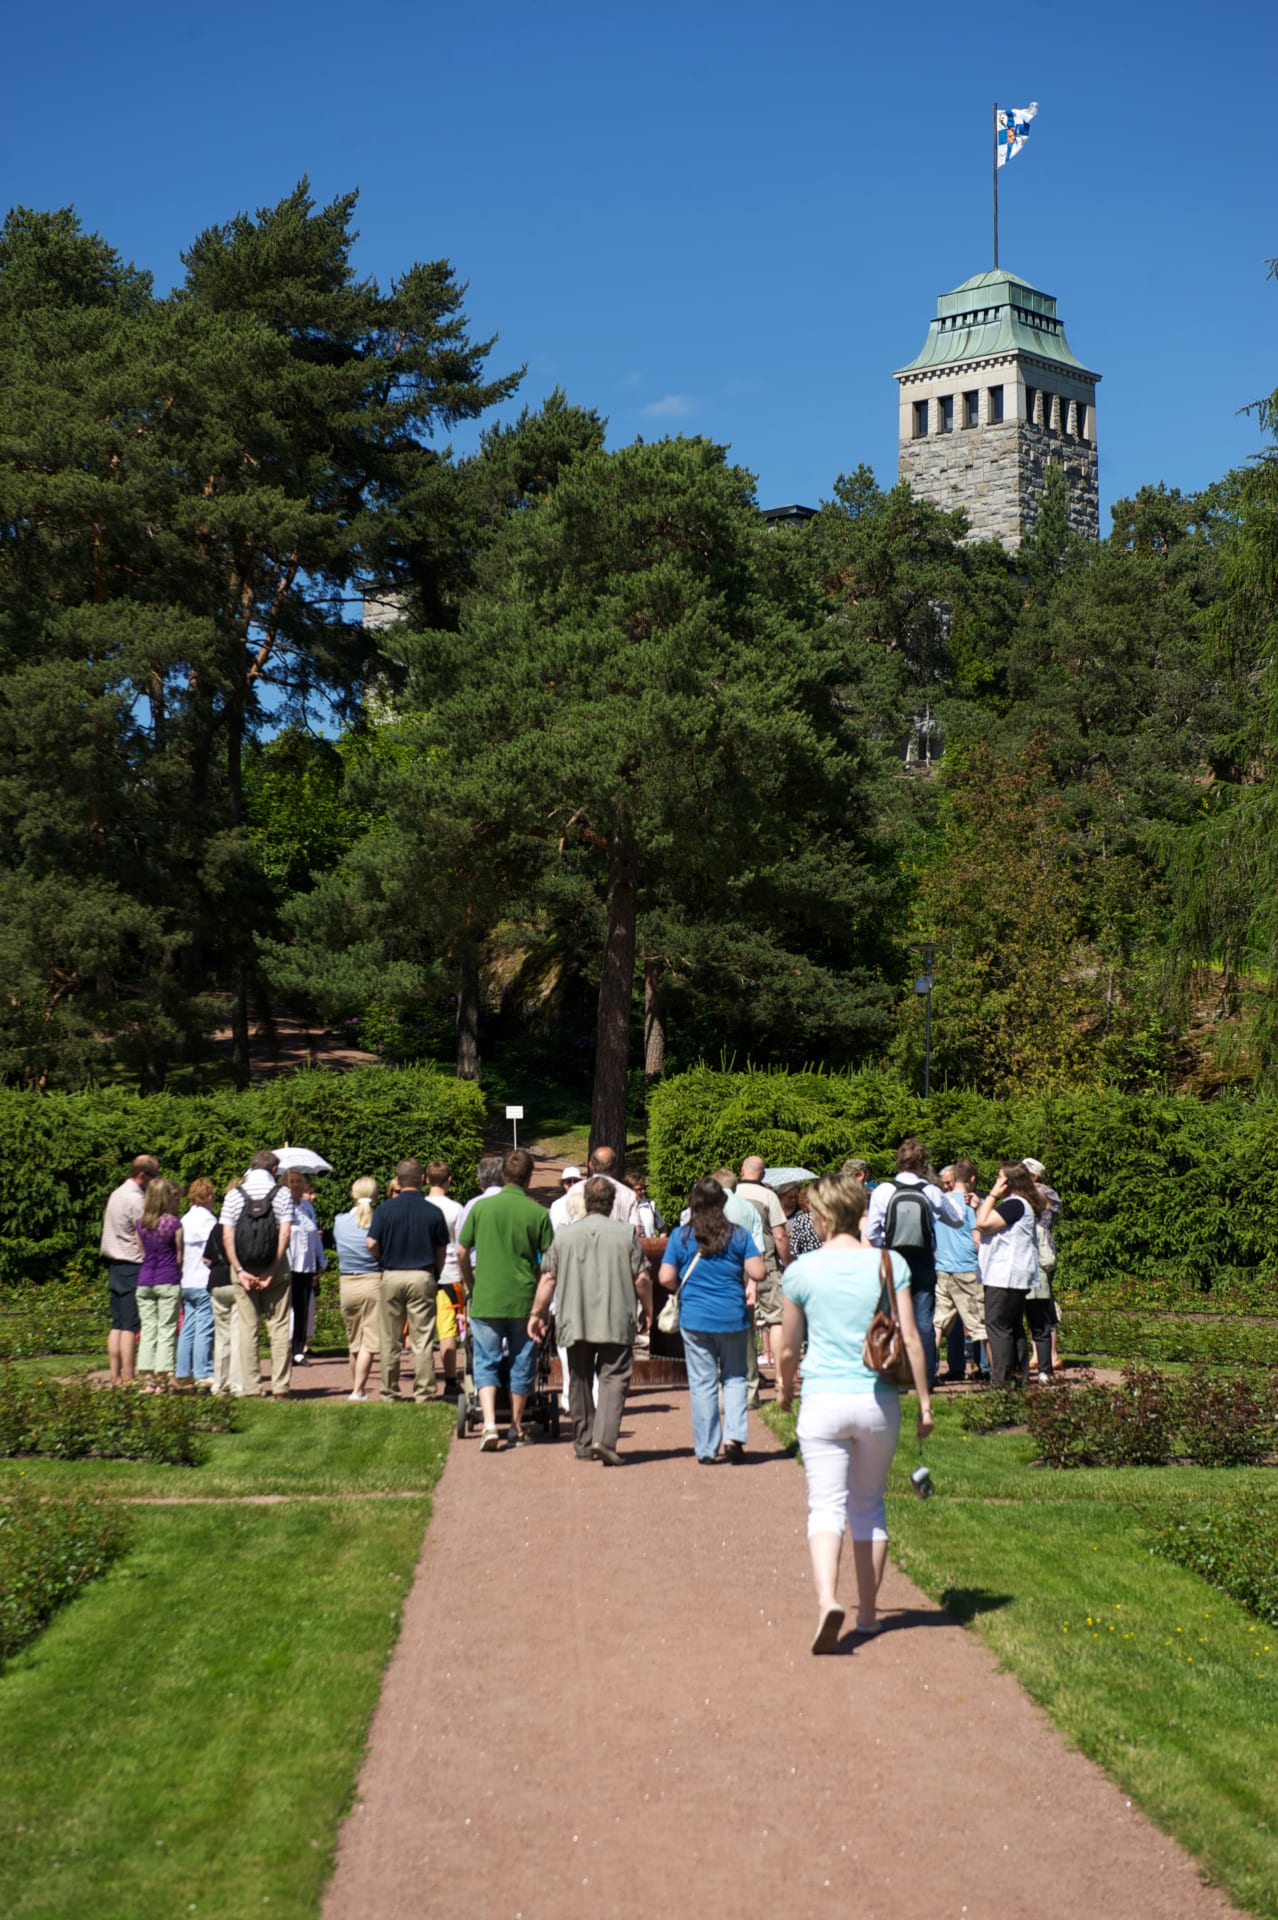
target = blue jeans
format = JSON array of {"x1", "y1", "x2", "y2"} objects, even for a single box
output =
[
  {"x1": 681, "y1": 1327, "x2": 749, "y2": 1461},
  {"x1": 910, "y1": 1281, "x2": 937, "y2": 1389},
  {"x1": 176, "y1": 1287, "x2": 214, "y2": 1380},
  {"x1": 471, "y1": 1316, "x2": 538, "y2": 1396}
]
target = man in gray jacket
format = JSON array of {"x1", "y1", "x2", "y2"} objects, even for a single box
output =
[{"x1": 529, "y1": 1177, "x2": 652, "y2": 1465}]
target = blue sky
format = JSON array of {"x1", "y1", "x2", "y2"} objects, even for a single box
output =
[{"x1": 7, "y1": 0, "x2": 1275, "y2": 525}]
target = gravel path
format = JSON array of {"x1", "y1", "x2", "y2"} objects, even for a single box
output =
[{"x1": 322, "y1": 1383, "x2": 1239, "y2": 1920}]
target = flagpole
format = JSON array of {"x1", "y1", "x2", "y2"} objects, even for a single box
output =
[{"x1": 992, "y1": 101, "x2": 999, "y2": 268}]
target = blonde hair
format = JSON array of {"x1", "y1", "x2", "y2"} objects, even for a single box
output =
[
  {"x1": 807, "y1": 1172, "x2": 868, "y2": 1241},
  {"x1": 350, "y1": 1176, "x2": 378, "y2": 1231}
]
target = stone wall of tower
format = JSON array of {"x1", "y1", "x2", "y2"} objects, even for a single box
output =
[{"x1": 896, "y1": 357, "x2": 1099, "y2": 549}]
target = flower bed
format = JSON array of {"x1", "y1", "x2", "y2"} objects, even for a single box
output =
[
  {"x1": 1062, "y1": 1310, "x2": 1278, "y2": 1370},
  {"x1": 0, "y1": 1373, "x2": 237, "y2": 1467},
  {"x1": 1026, "y1": 1366, "x2": 1278, "y2": 1469},
  {"x1": 0, "y1": 1487, "x2": 132, "y2": 1668},
  {"x1": 1153, "y1": 1495, "x2": 1278, "y2": 1630}
]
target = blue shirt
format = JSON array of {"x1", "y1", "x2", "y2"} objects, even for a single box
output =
[
  {"x1": 333, "y1": 1208, "x2": 381, "y2": 1275},
  {"x1": 664, "y1": 1223, "x2": 752, "y2": 1334},
  {"x1": 934, "y1": 1198, "x2": 978, "y2": 1273},
  {"x1": 783, "y1": 1245, "x2": 910, "y2": 1395}
]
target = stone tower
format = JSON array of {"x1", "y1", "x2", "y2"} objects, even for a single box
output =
[{"x1": 894, "y1": 268, "x2": 1100, "y2": 548}]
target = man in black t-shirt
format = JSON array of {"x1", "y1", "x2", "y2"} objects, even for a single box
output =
[{"x1": 368, "y1": 1158, "x2": 450, "y2": 1403}]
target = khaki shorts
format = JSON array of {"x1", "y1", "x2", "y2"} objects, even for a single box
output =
[
  {"x1": 754, "y1": 1266, "x2": 785, "y2": 1327},
  {"x1": 340, "y1": 1272, "x2": 382, "y2": 1354},
  {"x1": 935, "y1": 1269, "x2": 986, "y2": 1343}
]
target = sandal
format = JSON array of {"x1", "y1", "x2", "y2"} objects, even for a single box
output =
[
  {"x1": 480, "y1": 1427, "x2": 501, "y2": 1451},
  {"x1": 812, "y1": 1605, "x2": 846, "y2": 1655}
]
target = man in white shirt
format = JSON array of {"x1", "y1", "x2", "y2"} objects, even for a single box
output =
[
  {"x1": 737, "y1": 1156, "x2": 790, "y2": 1382},
  {"x1": 548, "y1": 1166, "x2": 585, "y2": 1234},
  {"x1": 220, "y1": 1150, "x2": 295, "y2": 1399},
  {"x1": 587, "y1": 1147, "x2": 640, "y2": 1229},
  {"x1": 866, "y1": 1138, "x2": 965, "y2": 1391}
]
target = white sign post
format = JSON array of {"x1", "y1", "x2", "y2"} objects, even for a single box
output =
[{"x1": 505, "y1": 1105, "x2": 524, "y2": 1150}]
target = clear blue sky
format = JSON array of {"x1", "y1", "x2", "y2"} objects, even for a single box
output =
[{"x1": 7, "y1": 0, "x2": 1275, "y2": 525}]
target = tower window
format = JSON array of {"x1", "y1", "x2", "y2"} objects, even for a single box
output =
[
  {"x1": 964, "y1": 390, "x2": 979, "y2": 428},
  {"x1": 1077, "y1": 401, "x2": 1089, "y2": 444},
  {"x1": 987, "y1": 385, "x2": 1004, "y2": 424},
  {"x1": 913, "y1": 399, "x2": 929, "y2": 438},
  {"x1": 1025, "y1": 385, "x2": 1037, "y2": 425},
  {"x1": 938, "y1": 395, "x2": 954, "y2": 434}
]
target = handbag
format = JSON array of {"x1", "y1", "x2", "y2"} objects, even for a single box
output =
[
  {"x1": 862, "y1": 1251, "x2": 914, "y2": 1390},
  {"x1": 656, "y1": 1248, "x2": 701, "y2": 1334}
]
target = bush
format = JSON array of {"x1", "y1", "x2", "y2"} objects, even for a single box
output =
[
  {"x1": 958, "y1": 1387, "x2": 1028, "y2": 1433},
  {"x1": 0, "y1": 1372, "x2": 237, "y2": 1467},
  {"x1": 646, "y1": 1066, "x2": 1278, "y2": 1293},
  {"x1": 1153, "y1": 1495, "x2": 1278, "y2": 1628},
  {"x1": 1176, "y1": 1371, "x2": 1275, "y2": 1468},
  {"x1": 1062, "y1": 1311, "x2": 1278, "y2": 1370},
  {"x1": 0, "y1": 1486, "x2": 132, "y2": 1668},
  {"x1": 0, "y1": 1064, "x2": 486, "y2": 1290},
  {"x1": 1024, "y1": 1365, "x2": 1276, "y2": 1470},
  {"x1": 1060, "y1": 1273, "x2": 1276, "y2": 1315}
]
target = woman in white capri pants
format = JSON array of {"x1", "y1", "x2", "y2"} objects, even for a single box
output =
[{"x1": 777, "y1": 1173, "x2": 932, "y2": 1654}]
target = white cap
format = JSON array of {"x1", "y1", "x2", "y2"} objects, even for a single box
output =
[
  {"x1": 1022, "y1": 1157, "x2": 1045, "y2": 1178},
  {"x1": 561, "y1": 1165, "x2": 584, "y2": 1184}
]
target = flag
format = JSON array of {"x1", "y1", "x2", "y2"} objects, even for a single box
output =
[{"x1": 996, "y1": 102, "x2": 1038, "y2": 168}]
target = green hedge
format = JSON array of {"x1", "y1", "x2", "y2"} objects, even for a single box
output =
[
  {"x1": 647, "y1": 1066, "x2": 1278, "y2": 1293},
  {"x1": 0, "y1": 1067, "x2": 486, "y2": 1291},
  {"x1": 1060, "y1": 1310, "x2": 1278, "y2": 1369},
  {"x1": 0, "y1": 1375, "x2": 238, "y2": 1466}
]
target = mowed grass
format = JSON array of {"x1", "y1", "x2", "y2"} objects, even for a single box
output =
[
  {"x1": 0, "y1": 1397, "x2": 454, "y2": 1920},
  {"x1": 764, "y1": 1394, "x2": 1278, "y2": 1920}
]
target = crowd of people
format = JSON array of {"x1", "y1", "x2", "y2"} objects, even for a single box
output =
[{"x1": 98, "y1": 1133, "x2": 1061, "y2": 1647}]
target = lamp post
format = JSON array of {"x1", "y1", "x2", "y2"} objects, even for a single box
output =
[{"x1": 912, "y1": 942, "x2": 935, "y2": 1099}]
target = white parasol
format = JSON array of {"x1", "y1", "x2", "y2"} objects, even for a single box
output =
[
  {"x1": 763, "y1": 1166, "x2": 818, "y2": 1187},
  {"x1": 273, "y1": 1147, "x2": 332, "y2": 1175}
]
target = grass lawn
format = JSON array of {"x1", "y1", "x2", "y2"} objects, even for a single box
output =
[
  {"x1": 0, "y1": 1396, "x2": 454, "y2": 1920},
  {"x1": 764, "y1": 1394, "x2": 1278, "y2": 1920}
]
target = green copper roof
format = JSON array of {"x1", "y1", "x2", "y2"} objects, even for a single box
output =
[{"x1": 895, "y1": 269, "x2": 1098, "y2": 379}]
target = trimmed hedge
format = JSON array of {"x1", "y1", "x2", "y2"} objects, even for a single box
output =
[
  {"x1": 0, "y1": 1066, "x2": 486, "y2": 1290},
  {"x1": 1025, "y1": 1366, "x2": 1278, "y2": 1469},
  {"x1": 647, "y1": 1065, "x2": 1278, "y2": 1293},
  {"x1": 1062, "y1": 1310, "x2": 1278, "y2": 1370},
  {"x1": 0, "y1": 1488, "x2": 132, "y2": 1668}
]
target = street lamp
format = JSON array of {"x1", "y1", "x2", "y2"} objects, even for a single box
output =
[{"x1": 912, "y1": 941, "x2": 935, "y2": 1099}]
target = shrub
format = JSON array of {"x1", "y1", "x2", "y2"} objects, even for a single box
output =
[
  {"x1": 1062, "y1": 1311, "x2": 1278, "y2": 1370},
  {"x1": 0, "y1": 1372, "x2": 237, "y2": 1467},
  {"x1": 646, "y1": 1066, "x2": 1278, "y2": 1293},
  {"x1": 1027, "y1": 1365, "x2": 1173, "y2": 1468},
  {"x1": 1153, "y1": 1495, "x2": 1278, "y2": 1628},
  {"x1": 0, "y1": 1064, "x2": 485, "y2": 1290},
  {"x1": 958, "y1": 1387, "x2": 1027, "y2": 1433},
  {"x1": 1176, "y1": 1371, "x2": 1275, "y2": 1468},
  {"x1": 0, "y1": 1487, "x2": 132, "y2": 1667}
]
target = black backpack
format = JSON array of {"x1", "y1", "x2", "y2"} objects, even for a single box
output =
[
  {"x1": 883, "y1": 1181, "x2": 936, "y2": 1253},
  {"x1": 234, "y1": 1184, "x2": 280, "y2": 1272}
]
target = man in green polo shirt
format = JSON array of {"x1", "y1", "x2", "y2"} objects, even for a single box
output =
[{"x1": 458, "y1": 1148, "x2": 553, "y2": 1450}]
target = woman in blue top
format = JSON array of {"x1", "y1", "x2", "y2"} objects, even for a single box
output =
[
  {"x1": 777, "y1": 1172, "x2": 932, "y2": 1653},
  {"x1": 333, "y1": 1177, "x2": 382, "y2": 1402},
  {"x1": 660, "y1": 1179, "x2": 765, "y2": 1465}
]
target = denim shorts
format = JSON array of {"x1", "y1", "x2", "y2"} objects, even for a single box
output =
[{"x1": 471, "y1": 1316, "x2": 538, "y2": 1395}]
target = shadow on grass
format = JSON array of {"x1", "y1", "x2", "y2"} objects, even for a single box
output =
[{"x1": 938, "y1": 1586, "x2": 1015, "y2": 1624}]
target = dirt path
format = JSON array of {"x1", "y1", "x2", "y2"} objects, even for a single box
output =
[{"x1": 322, "y1": 1385, "x2": 1238, "y2": 1920}]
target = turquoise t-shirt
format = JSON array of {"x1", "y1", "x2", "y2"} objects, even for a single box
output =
[{"x1": 783, "y1": 1245, "x2": 911, "y2": 1394}]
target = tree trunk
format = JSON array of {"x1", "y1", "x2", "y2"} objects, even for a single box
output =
[
  {"x1": 590, "y1": 840, "x2": 638, "y2": 1170},
  {"x1": 643, "y1": 956, "x2": 666, "y2": 1078},
  {"x1": 230, "y1": 962, "x2": 252, "y2": 1089},
  {"x1": 456, "y1": 940, "x2": 482, "y2": 1082}
]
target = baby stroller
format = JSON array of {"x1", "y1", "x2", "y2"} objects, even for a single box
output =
[{"x1": 456, "y1": 1309, "x2": 561, "y2": 1441}]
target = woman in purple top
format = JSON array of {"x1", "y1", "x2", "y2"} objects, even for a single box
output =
[{"x1": 133, "y1": 1178, "x2": 184, "y2": 1390}]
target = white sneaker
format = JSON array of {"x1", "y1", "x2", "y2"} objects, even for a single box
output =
[{"x1": 348, "y1": 1391, "x2": 368, "y2": 1402}]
